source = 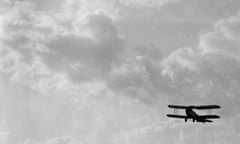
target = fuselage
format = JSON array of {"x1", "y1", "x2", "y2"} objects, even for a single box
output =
[
  {"x1": 185, "y1": 108, "x2": 212, "y2": 123},
  {"x1": 186, "y1": 108, "x2": 198, "y2": 117}
]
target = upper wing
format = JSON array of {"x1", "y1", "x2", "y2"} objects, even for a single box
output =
[
  {"x1": 168, "y1": 105, "x2": 188, "y2": 109},
  {"x1": 166, "y1": 114, "x2": 188, "y2": 119},
  {"x1": 192, "y1": 105, "x2": 221, "y2": 109},
  {"x1": 198, "y1": 115, "x2": 220, "y2": 119}
]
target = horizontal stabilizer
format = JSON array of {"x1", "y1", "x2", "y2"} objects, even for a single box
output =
[
  {"x1": 196, "y1": 119, "x2": 213, "y2": 123},
  {"x1": 166, "y1": 114, "x2": 188, "y2": 119}
]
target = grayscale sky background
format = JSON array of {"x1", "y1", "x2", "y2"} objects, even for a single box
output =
[{"x1": 0, "y1": 0, "x2": 240, "y2": 144}]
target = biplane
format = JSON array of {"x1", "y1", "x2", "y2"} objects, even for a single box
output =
[{"x1": 167, "y1": 105, "x2": 221, "y2": 123}]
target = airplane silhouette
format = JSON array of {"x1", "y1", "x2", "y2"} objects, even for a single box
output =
[{"x1": 167, "y1": 105, "x2": 221, "y2": 123}]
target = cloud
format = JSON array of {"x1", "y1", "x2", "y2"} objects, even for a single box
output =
[
  {"x1": 1, "y1": 0, "x2": 168, "y2": 105},
  {"x1": 45, "y1": 12, "x2": 123, "y2": 65},
  {"x1": 22, "y1": 136, "x2": 76, "y2": 144},
  {"x1": 76, "y1": 0, "x2": 180, "y2": 10},
  {"x1": 0, "y1": 3, "x2": 169, "y2": 143},
  {"x1": 161, "y1": 47, "x2": 198, "y2": 81},
  {"x1": 199, "y1": 20, "x2": 240, "y2": 56},
  {"x1": 161, "y1": 11, "x2": 240, "y2": 117},
  {"x1": 0, "y1": 0, "x2": 179, "y2": 102},
  {"x1": 114, "y1": 0, "x2": 180, "y2": 8},
  {"x1": 1, "y1": 1, "x2": 240, "y2": 144},
  {"x1": 0, "y1": 1, "x2": 125, "y2": 86}
]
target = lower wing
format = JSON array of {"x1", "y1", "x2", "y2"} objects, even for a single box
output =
[
  {"x1": 166, "y1": 114, "x2": 188, "y2": 119},
  {"x1": 198, "y1": 115, "x2": 220, "y2": 119}
]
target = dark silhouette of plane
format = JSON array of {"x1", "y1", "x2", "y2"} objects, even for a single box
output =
[{"x1": 167, "y1": 105, "x2": 221, "y2": 123}]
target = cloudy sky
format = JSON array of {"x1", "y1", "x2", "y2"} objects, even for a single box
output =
[{"x1": 1, "y1": 0, "x2": 240, "y2": 144}]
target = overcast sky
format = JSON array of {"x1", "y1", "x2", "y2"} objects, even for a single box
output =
[{"x1": 1, "y1": 0, "x2": 240, "y2": 144}]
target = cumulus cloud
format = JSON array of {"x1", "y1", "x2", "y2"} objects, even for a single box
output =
[
  {"x1": 161, "y1": 11, "x2": 240, "y2": 117},
  {"x1": 114, "y1": 0, "x2": 180, "y2": 8},
  {"x1": 73, "y1": 0, "x2": 180, "y2": 11},
  {"x1": 0, "y1": 0, "x2": 180, "y2": 101},
  {"x1": 0, "y1": 0, "x2": 125, "y2": 86},
  {"x1": 1, "y1": 0, "x2": 240, "y2": 144},
  {"x1": 0, "y1": 0, "x2": 168, "y2": 106},
  {"x1": 0, "y1": 2, "x2": 168, "y2": 144},
  {"x1": 22, "y1": 136, "x2": 76, "y2": 144}
]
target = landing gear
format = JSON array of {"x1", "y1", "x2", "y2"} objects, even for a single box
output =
[
  {"x1": 185, "y1": 118, "x2": 187, "y2": 122},
  {"x1": 193, "y1": 119, "x2": 195, "y2": 123}
]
